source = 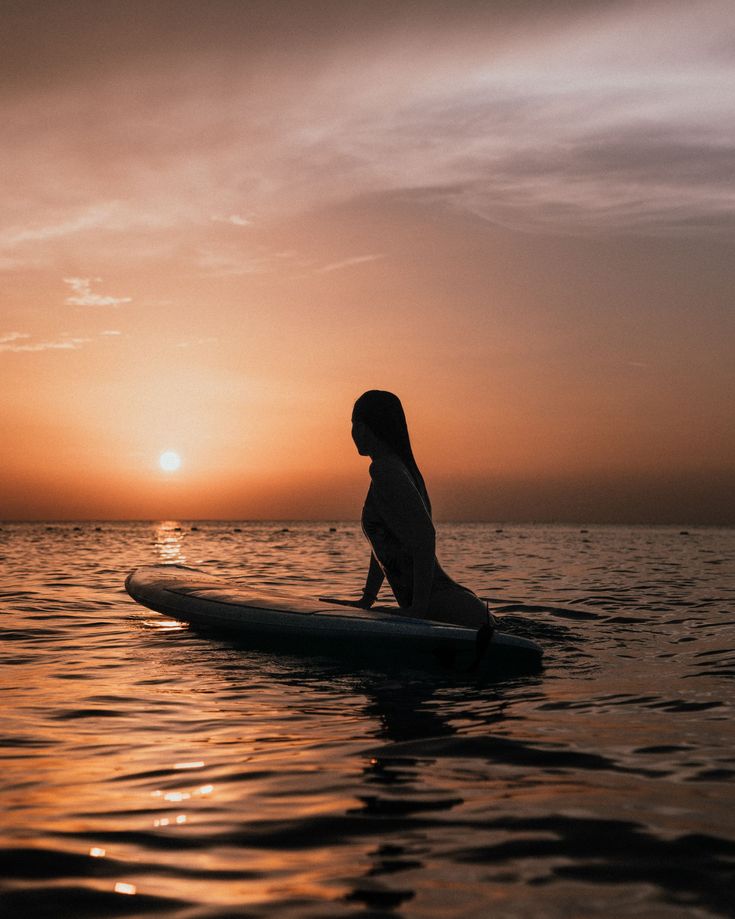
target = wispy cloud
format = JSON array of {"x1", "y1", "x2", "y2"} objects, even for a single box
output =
[
  {"x1": 211, "y1": 214, "x2": 252, "y2": 227},
  {"x1": 64, "y1": 277, "x2": 132, "y2": 307},
  {"x1": 0, "y1": 202, "x2": 188, "y2": 270},
  {"x1": 0, "y1": 332, "x2": 30, "y2": 345},
  {"x1": 2, "y1": 206, "x2": 117, "y2": 247},
  {"x1": 193, "y1": 245, "x2": 309, "y2": 276},
  {"x1": 0, "y1": 332, "x2": 91, "y2": 353},
  {"x1": 1, "y1": 0, "x2": 732, "y2": 244},
  {"x1": 316, "y1": 254, "x2": 385, "y2": 274}
]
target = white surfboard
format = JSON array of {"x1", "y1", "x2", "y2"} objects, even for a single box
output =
[{"x1": 125, "y1": 564, "x2": 543, "y2": 675}]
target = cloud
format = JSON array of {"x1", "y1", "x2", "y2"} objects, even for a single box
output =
[
  {"x1": 0, "y1": 0, "x2": 732, "y2": 244},
  {"x1": 100, "y1": 329, "x2": 122, "y2": 336},
  {"x1": 0, "y1": 332, "x2": 91, "y2": 353},
  {"x1": 0, "y1": 1, "x2": 654, "y2": 94},
  {"x1": 63, "y1": 277, "x2": 132, "y2": 307},
  {"x1": 316, "y1": 254, "x2": 385, "y2": 273},
  {"x1": 3, "y1": 206, "x2": 117, "y2": 247},
  {"x1": 0, "y1": 332, "x2": 30, "y2": 345},
  {"x1": 0, "y1": 202, "x2": 189, "y2": 269},
  {"x1": 211, "y1": 214, "x2": 251, "y2": 227},
  {"x1": 194, "y1": 245, "x2": 310, "y2": 276}
]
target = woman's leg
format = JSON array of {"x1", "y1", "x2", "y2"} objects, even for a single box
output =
[{"x1": 427, "y1": 586, "x2": 489, "y2": 629}]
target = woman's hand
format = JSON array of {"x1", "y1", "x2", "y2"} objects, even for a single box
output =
[{"x1": 319, "y1": 593, "x2": 376, "y2": 609}]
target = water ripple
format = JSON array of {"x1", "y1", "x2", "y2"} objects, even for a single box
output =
[{"x1": 0, "y1": 521, "x2": 733, "y2": 918}]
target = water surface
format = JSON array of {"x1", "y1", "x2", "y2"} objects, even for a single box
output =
[{"x1": 1, "y1": 522, "x2": 733, "y2": 917}]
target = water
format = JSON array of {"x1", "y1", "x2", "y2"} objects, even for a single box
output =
[{"x1": 1, "y1": 521, "x2": 733, "y2": 918}]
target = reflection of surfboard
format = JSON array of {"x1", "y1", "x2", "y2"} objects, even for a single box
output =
[{"x1": 125, "y1": 565, "x2": 543, "y2": 675}]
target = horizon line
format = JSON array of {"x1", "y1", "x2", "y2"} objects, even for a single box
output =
[{"x1": 1, "y1": 518, "x2": 732, "y2": 528}]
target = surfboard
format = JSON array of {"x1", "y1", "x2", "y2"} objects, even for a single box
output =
[{"x1": 125, "y1": 564, "x2": 543, "y2": 675}]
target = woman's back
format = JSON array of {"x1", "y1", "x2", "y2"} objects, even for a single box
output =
[{"x1": 361, "y1": 455, "x2": 455, "y2": 607}]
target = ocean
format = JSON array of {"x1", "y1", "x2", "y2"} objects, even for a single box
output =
[{"x1": 1, "y1": 521, "x2": 733, "y2": 918}]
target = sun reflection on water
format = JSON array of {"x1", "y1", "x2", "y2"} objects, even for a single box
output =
[
  {"x1": 154, "y1": 815, "x2": 187, "y2": 827},
  {"x1": 152, "y1": 784, "x2": 215, "y2": 804},
  {"x1": 154, "y1": 521, "x2": 186, "y2": 564},
  {"x1": 114, "y1": 882, "x2": 136, "y2": 895},
  {"x1": 142, "y1": 616, "x2": 187, "y2": 632}
]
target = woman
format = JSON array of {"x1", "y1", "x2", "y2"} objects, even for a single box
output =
[{"x1": 331, "y1": 390, "x2": 491, "y2": 630}]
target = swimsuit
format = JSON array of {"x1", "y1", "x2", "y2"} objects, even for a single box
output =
[{"x1": 361, "y1": 455, "x2": 460, "y2": 607}]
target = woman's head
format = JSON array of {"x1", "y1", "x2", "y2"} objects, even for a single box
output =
[
  {"x1": 351, "y1": 390, "x2": 430, "y2": 507},
  {"x1": 352, "y1": 390, "x2": 409, "y2": 455}
]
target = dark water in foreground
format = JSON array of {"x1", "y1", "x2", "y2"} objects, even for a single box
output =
[{"x1": 1, "y1": 521, "x2": 734, "y2": 919}]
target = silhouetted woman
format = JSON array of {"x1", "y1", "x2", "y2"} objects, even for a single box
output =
[{"x1": 339, "y1": 390, "x2": 491, "y2": 630}]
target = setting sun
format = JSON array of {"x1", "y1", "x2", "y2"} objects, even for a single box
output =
[{"x1": 159, "y1": 451, "x2": 181, "y2": 473}]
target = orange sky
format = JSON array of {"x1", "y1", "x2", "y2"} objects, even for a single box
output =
[{"x1": 1, "y1": 0, "x2": 733, "y2": 523}]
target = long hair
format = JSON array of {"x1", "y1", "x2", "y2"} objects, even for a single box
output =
[{"x1": 353, "y1": 390, "x2": 431, "y2": 514}]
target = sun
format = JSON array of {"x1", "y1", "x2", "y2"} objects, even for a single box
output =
[{"x1": 159, "y1": 451, "x2": 181, "y2": 473}]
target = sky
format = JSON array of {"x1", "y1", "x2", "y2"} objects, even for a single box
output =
[{"x1": 1, "y1": 0, "x2": 733, "y2": 523}]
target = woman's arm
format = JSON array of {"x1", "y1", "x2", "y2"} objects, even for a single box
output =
[
  {"x1": 319, "y1": 554, "x2": 385, "y2": 610},
  {"x1": 361, "y1": 552, "x2": 385, "y2": 606}
]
